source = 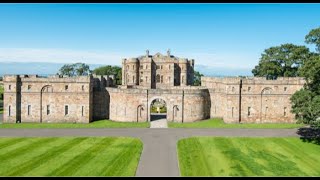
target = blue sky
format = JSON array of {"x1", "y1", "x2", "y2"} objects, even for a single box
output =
[{"x1": 0, "y1": 3, "x2": 319, "y2": 75}]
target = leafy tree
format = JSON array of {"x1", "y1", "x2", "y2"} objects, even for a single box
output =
[
  {"x1": 93, "y1": 65, "x2": 122, "y2": 85},
  {"x1": 305, "y1": 27, "x2": 320, "y2": 52},
  {"x1": 193, "y1": 70, "x2": 204, "y2": 86},
  {"x1": 291, "y1": 55, "x2": 320, "y2": 126},
  {"x1": 0, "y1": 84, "x2": 3, "y2": 100},
  {"x1": 58, "y1": 63, "x2": 91, "y2": 77},
  {"x1": 252, "y1": 43, "x2": 311, "y2": 79}
]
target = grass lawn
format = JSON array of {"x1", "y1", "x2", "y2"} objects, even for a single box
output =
[
  {"x1": 0, "y1": 120, "x2": 149, "y2": 128},
  {"x1": 0, "y1": 137, "x2": 143, "y2": 176},
  {"x1": 177, "y1": 137, "x2": 320, "y2": 176},
  {"x1": 169, "y1": 118, "x2": 305, "y2": 129}
]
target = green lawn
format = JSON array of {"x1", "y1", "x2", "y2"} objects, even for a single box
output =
[
  {"x1": 177, "y1": 137, "x2": 320, "y2": 176},
  {"x1": 169, "y1": 118, "x2": 305, "y2": 129},
  {"x1": 0, "y1": 120, "x2": 149, "y2": 128},
  {"x1": 0, "y1": 137, "x2": 143, "y2": 176}
]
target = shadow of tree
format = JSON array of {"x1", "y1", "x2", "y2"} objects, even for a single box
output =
[{"x1": 297, "y1": 127, "x2": 320, "y2": 145}]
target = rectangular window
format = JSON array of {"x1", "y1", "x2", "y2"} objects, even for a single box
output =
[
  {"x1": 28, "y1": 105, "x2": 31, "y2": 116},
  {"x1": 232, "y1": 107, "x2": 234, "y2": 118},
  {"x1": 156, "y1": 65, "x2": 160, "y2": 69},
  {"x1": 248, "y1": 87, "x2": 251, "y2": 91},
  {"x1": 65, "y1": 85, "x2": 68, "y2": 90},
  {"x1": 8, "y1": 105, "x2": 11, "y2": 116},
  {"x1": 9, "y1": 85, "x2": 11, "y2": 90},
  {"x1": 265, "y1": 107, "x2": 268, "y2": 117},
  {"x1": 140, "y1": 65, "x2": 143, "y2": 69},
  {"x1": 65, "y1": 105, "x2": 68, "y2": 115},
  {"x1": 284, "y1": 107, "x2": 287, "y2": 117},
  {"x1": 284, "y1": 87, "x2": 287, "y2": 91},
  {"x1": 248, "y1": 107, "x2": 251, "y2": 117},
  {"x1": 28, "y1": 85, "x2": 31, "y2": 90},
  {"x1": 82, "y1": 85, "x2": 84, "y2": 91},
  {"x1": 47, "y1": 105, "x2": 50, "y2": 115},
  {"x1": 82, "y1": 106, "x2": 84, "y2": 117}
]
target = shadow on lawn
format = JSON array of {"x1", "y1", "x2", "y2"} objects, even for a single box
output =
[{"x1": 297, "y1": 127, "x2": 320, "y2": 145}]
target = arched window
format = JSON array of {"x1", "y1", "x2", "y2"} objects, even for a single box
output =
[{"x1": 156, "y1": 74, "x2": 160, "y2": 83}]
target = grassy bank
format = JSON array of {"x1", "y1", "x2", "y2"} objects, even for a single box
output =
[
  {"x1": 0, "y1": 120, "x2": 149, "y2": 128},
  {"x1": 169, "y1": 118, "x2": 305, "y2": 129}
]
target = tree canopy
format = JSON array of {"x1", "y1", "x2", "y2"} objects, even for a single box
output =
[
  {"x1": 58, "y1": 63, "x2": 91, "y2": 77},
  {"x1": 252, "y1": 43, "x2": 311, "y2": 79},
  {"x1": 92, "y1": 65, "x2": 122, "y2": 85},
  {"x1": 305, "y1": 27, "x2": 320, "y2": 52},
  {"x1": 193, "y1": 70, "x2": 204, "y2": 86}
]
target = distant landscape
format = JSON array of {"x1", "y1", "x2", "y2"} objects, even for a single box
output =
[{"x1": 0, "y1": 62, "x2": 253, "y2": 77}]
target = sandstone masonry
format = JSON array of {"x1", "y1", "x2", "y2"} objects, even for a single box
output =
[{"x1": 2, "y1": 51, "x2": 306, "y2": 124}]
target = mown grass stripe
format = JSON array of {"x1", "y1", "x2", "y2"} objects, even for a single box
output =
[
  {"x1": 99, "y1": 139, "x2": 142, "y2": 176},
  {"x1": 0, "y1": 138, "x2": 26, "y2": 150},
  {"x1": 0, "y1": 138, "x2": 60, "y2": 163},
  {"x1": 6, "y1": 137, "x2": 88, "y2": 176},
  {"x1": 47, "y1": 138, "x2": 117, "y2": 176}
]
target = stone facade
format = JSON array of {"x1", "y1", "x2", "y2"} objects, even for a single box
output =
[
  {"x1": 201, "y1": 76, "x2": 305, "y2": 123},
  {"x1": 121, "y1": 50, "x2": 194, "y2": 89},
  {"x1": 2, "y1": 51, "x2": 306, "y2": 124},
  {"x1": 3, "y1": 74, "x2": 114, "y2": 123}
]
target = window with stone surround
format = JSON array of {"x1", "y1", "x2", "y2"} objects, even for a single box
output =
[
  {"x1": 65, "y1": 85, "x2": 68, "y2": 90},
  {"x1": 248, "y1": 87, "x2": 251, "y2": 92},
  {"x1": 82, "y1": 106, "x2": 84, "y2": 116},
  {"x1": 182, "y1": 76, "x2": 184, "y2": 83},
  {"x1": 9, "y1": 85, "x2": 11, "y2": 90},
  {"x1": 156, "y1": 74, "x2": 160, "y2": 83},
  {"x1": 248, "y1": 107, "x2": 251, "y2": 117},
  {"x1": 284, "y1": 107, "x2": 287, "y2": 117},
  {"x1": 161, "y1": 76, "x2": 163, "y2": 83},
  {"x1": 82, "y1": 85, "x2": 84, "y2": 91},
  {"x1": 28, "y1": 105, "x2": 31, "y2": 116},
  {"x1": 140, "y1": 65, "x2": 143, "y2": 69},
  {"x1": 156, "y1": 65, "x2": 160, "y2": 70},
  {"x1": 232, "y1": 107, "x2": 234, "y2": 117},
  {"x1": 65, "y1": 105, "x2": 69, "y2": 115},
  {"x1": 47, "y1": 105, "x2": 50, "y2": 115},
  {"x1": 28, "y1": 85, "x2": 31, "y2": 90},
  {"x1": 8, "y1": 105, "x2": 11, "y2": 116},
  {"x1": 284, "y1": 87, "x2": 287, "y2": 91}
]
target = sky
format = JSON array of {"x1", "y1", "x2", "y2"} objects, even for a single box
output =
[{"x1": 0, "y1": 3, "x2": 319, "y2": 75}]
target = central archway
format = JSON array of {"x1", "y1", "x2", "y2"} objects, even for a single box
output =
[{"x1": 150, "y1": 98, "x2": 167, "y2": 121}]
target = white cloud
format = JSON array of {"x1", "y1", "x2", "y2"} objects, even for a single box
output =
[
  {"x1": 0, "y1": 48, "x2": 125, "y2": 65},
  {"x1": 0, "y1": 48, "x2": 257, "y2": 70}
]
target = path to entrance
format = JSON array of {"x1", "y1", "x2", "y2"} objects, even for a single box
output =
[{"x1": 0, "y1": 128, "x2": 300, "y2": 177}]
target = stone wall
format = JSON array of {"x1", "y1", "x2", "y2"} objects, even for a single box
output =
[
  {"x1": 3, "y1": 75, "x2": 94, "y2": 123},
  {"x1": 107, "y1": 86, "x2": 210, "y2": 122},
  {"x1": 201, "y1": 76, "x2": 306, "y2": 123}
]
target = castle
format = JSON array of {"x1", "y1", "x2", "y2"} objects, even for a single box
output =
[{"x1": 2, "y1": 50, "x2": 306, "y2": 124}]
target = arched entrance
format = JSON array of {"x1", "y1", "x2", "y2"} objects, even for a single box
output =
[{"x1": 150, "y1": 98, "x2": 167, "y2": 121}]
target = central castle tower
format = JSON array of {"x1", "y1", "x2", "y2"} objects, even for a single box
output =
[{"x1": 121, "y1": 50, "x2": 194, "y2": 89}]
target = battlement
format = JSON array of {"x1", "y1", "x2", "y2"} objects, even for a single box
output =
[{"x1": 3, "y1": 74, "x2": 92, "y2": 83}]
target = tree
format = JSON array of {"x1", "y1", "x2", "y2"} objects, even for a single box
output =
[
  {"x1": 305, "y1": 27, "x2": 320, "y2": 52},
  {"x1": 58, "y1": 63, "x2": 91, "y2": 77},
  {"x1": 291, "y1": 55, "x2": 320, "y2": 126},
  {"x1": 252, "y1": 44, "x2": 311, "y2": 79},
  {"x1": 93, "y1": 65, "x2": 122, "y2": 85},
  {"x1": 193, "y1": 70, "x2": 204, "y2": 86}
]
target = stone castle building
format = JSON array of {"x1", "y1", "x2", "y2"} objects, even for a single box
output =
[{"x1": 2, "y1": 50, "x2": 306, "y2": 124}]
